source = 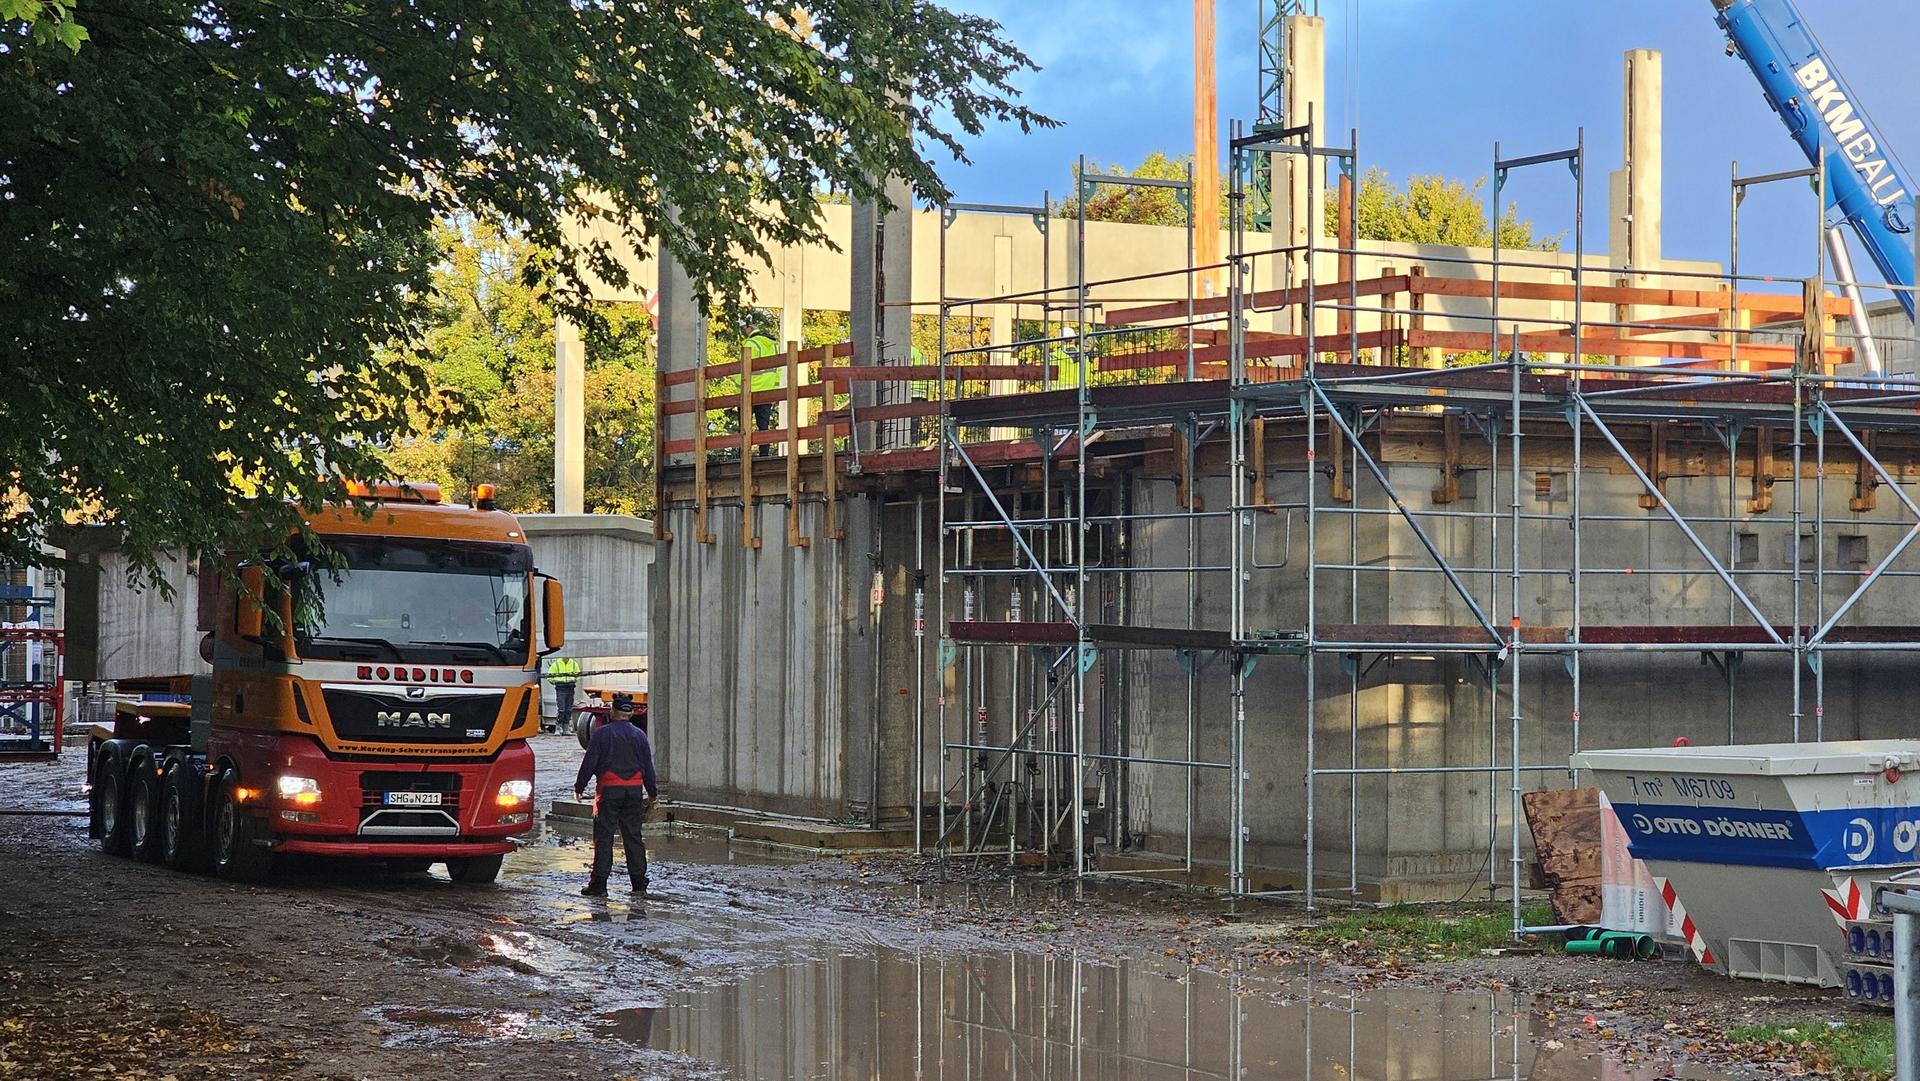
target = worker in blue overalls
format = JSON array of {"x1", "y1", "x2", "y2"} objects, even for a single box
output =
[{"x1": 574, "y1": 693, "x2": 659, "y2": 898}]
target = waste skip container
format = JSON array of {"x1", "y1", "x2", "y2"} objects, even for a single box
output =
[{"x1": 1571, "y1": 740, "x2": 1920, "y2": 987}]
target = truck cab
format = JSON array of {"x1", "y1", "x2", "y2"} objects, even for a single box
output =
[{"x1": 88, "y1": 482, "x2": 564, "y2": 883}]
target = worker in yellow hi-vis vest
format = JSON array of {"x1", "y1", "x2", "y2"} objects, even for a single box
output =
[
  {"x1": 744, "y1": 334, "x2": 780, "y2": 456},
  {"x1": 544, "y1": 654, "x2": 581, "y2": 733},
  {"x1": 906, "y1": 345, "x2": 935, "y2": 400},
  {"x1": 1051, "y1": 345, "x2": 1082, "y2": 391}
]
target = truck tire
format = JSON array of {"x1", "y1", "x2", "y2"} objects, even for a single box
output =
[
  {"x1": 128, "y1": 762, "x2": 168, "y2": 864},
  {"x1": 446, "y1": 854, "x2": 504, "y2": 884},
  {"x1": 212, "y1": 775, "x2": 275, "y2": 883},
  {"x1": 93, "y1": 747, "x2": 131, "y2": 856},
  {"x1": 573, "y1": 711, "x2": 595, "y2": 750},
  {"x1": 162, "y1": 765, "x2": 209, "y2": 872}
]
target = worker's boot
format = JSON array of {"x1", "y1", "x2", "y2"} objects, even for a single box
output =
[{"x1": 580, "y1": 881, "x2": 607, "y2": 897}]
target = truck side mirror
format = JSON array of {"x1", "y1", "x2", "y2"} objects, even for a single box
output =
[
  {"x1": 542, "y1": 577, "x2": 565, "y2": 653},
  {"x1": 235, "y1": 565, "x2": 266, "y2": 640}
]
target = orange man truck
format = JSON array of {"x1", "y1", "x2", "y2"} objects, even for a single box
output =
[{"x1": 87, "y1": 481, "x2": 562, "y2": 883}]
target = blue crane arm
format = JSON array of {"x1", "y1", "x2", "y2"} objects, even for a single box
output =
[{"x1": 1714, "y1": 0, "x2": 1914, "y2": 318}]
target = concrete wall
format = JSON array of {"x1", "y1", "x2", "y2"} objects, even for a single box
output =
[
  {"x1": 62, "y1": 542, "x2": 203, "y2": 684},
  {"x1": 650, "y1": 496, "x2": 873, "y2": 819},
  {"x1": 644, "y1": 420, "x2": 1920, "y2": 895},
  {"x1": 519, "y1": 514, "x2": 654, "y2": 711},
  {"x1": 1111, "y1": 429, "x2": 1920, "y2": 894}
]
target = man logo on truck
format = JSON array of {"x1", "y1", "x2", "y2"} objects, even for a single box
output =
[{"x1": 376, "y1": 710, "x2": 452, "y2": 729}]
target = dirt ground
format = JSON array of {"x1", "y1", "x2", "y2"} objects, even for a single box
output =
[{"x1": 0, "y1": 733, "x2": 1868, "y2": 1080}]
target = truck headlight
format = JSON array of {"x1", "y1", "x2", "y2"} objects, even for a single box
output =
[
  {"x1": 276, "y1": 775, "x2": 322, "y2": 807},
  {"x1": 495, "y1": 779, "x2": 533, "y2": 808}
]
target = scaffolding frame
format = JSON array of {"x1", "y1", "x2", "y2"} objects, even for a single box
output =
[
  {"x1": 908, "y1": 112, "x2": 1920, "y2": 929},
  {"x1": 643, "y1": 106, "x2": 1920, "y2": 925}
]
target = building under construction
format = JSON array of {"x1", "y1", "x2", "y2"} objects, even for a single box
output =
[{"x1": 557, "y1": 17, "x2": 1920, "y2": 904}]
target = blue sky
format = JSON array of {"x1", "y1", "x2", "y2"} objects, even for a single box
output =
[{"x1": 936, "y1": 0, "x2": 1915, "y2": 280}]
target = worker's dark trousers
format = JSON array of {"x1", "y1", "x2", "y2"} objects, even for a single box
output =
[
  {"x1": 590, "y1": 785, "x2": 650, "y2": 891},
  {"x1": 751, "y1": 403, "x2": 775, "y2": 456},
  {"x1": 552, "y1": 683, "x2": 575, "y2": 730}
]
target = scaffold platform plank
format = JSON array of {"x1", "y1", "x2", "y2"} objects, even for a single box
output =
[
  {"x1": 1314, "y1": 623, "x2": 1920, "y2": 647},
  {"x1": 948, "y1": 621, "x2": 1233, "y2": 650}
]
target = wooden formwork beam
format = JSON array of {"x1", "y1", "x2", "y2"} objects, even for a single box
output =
[
  {"x1": 1102, "y1": 269, "x2": 1850, "y2": 330},
  {"x1": 739, "y1": 346, "x2": 761, "y2": 550},
  {"x1": 1329, "y1": 420, "x2": 1352, "y2": 504},
  {"x1": 1432, "y1": 414, "x2": 1462, "y2": 504},
  {"x1": 1251, "y1": 418, "x2": 1270, "y2": 512},
  {"x1": 1406, "y1": 328, "x2": 1843, "y2": 370},
  {"x1": 693, "y1": 357, "x2": 715, "y2": 544},
  {"x1": 1173, "y1": 425, "x2": 1193, "y2": 509},
  {"x1": 1852, "y1": 429, "x2": 1880, "y2": 513},
  {"x1": 821, "y1": 373, "x2": 843, "y2": 540},
  {"x1": 784, "y1": 340, "x2": 810, "y2": 548},
  {"x1": 1637, "y1": 420, "x2": 1669, "y2": 510},
  {"x1": 1408, "y1": 266, "x2": 1438, "y2": 368},
  {"x1": 1749, "y1": 427, "x2": 1776, "y2": 514}
]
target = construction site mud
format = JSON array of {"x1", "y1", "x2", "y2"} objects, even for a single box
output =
[{"x1": 0, "y1": 738, "x2": 1859, "y2": 1079}]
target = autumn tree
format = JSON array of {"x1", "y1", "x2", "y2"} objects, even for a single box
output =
[
  {"x1": 3, "y1": 2, "x2": 1047, "y2": 584},
  {"x1": 379, "y1": 223, "x2": 655, "y2": 516}
]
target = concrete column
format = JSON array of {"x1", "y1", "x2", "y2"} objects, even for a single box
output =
[
  {"x1": 1608, "y1": 49, "x2": 1663, "y2": 278},
  {"x1": 1278, "y1": 14, "x2": 1326, "y2": 333},
  {"x1": 778, "y1": 244, "x2": 805, "y2": 429},
  {"x1": 851, "y1": 176, "x2": 914, "y2": 452},
  {"x1": 554, "y1": 314, "x2": 585, "y2": 514},
  {"x1": 990, "y1": 233, "x2": 1014, "y2": 388},
  {"x1": 656, "y1": 235, "x2": 706, "y2": 461},
  {"x1": 850, "y1": 197, "x2": 880, "y2": 454}
]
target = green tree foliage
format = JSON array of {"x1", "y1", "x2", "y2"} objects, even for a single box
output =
[
  {"x1": 1331, "y1": 167, "x2": 1560, "y2": 250},
  {"x1": 376, "y1": 223, "x2": 656, "y2": 517},
  {"x1": 0, "y1": 0, "x2": 84, "y2": 49},
  {"x1": 1060, "y1": 152, "x2": 1267, "y2": 227},
  {"x1": 2, "y1": 2, "x2": 1046, "y2": 584},
  {"x1": 1070, "y1": 153, "x2": 1208, "y2": 226}
]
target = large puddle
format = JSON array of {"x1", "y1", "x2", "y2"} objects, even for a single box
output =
[
  {"x1": 477, "y1": 829, "x2": 1728, "y2": 1080},
  {"x1": 359, "y1": 828, "x2": 1734, "y2": 1081},
  {"x1": 587, "y1": 946, "x2": 1721, "y2": 1081}
]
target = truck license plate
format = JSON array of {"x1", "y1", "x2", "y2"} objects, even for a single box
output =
[{"x1": 384, "y1": 791, "x2": 443, "y2": 807}]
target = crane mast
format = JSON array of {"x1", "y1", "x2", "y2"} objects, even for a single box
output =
[{"x1": 1713, "y1": 0, "x2": 1915, "y2": 325}]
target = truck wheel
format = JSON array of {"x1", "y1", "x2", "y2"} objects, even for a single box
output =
[
  {"x1": 212, "y1": 775, "x2": 275, "y2": 883},
  {"x1": 162, "y1": 766, "x2": 209, "y2": 872},
  {"x1": 573, "y1": 712, "x2": 595, "y2": 750},
  {"x1": 445, "y1": 854, "x2": 504, "y2": 884},
  {"x1": 94, "y1": 749, "x2": 131, "y2": 856},
  {"x1": 128, "y1": 763, "x2": 168, "y2": 864}
]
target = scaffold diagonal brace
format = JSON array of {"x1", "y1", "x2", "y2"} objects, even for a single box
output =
[
  {"x1": 946, "y1": 431, "x2": 1082, "y2": 628},
  {"x1": 1574, "y1": 394, "x2": 1785, "y2": 646},
  {"x1": 1808, "y1": 402, "x2": 1920, "y2": 646},
  {"x1": 1309, "y1": 380, "x2": 1503, "y2": 645}
]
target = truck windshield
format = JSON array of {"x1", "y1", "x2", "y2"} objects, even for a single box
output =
[{"x1": 291, "y1": 538, "x2": 533, "y2": 665}]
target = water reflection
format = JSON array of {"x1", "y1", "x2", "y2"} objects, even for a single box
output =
[{"x1": 607, "y1": 948, "x2": 1709, "y2": 1081}]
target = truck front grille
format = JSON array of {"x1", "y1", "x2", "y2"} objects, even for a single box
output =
[{"x1": 323, "y1": 689, "x2": 503, "y2": 744}]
